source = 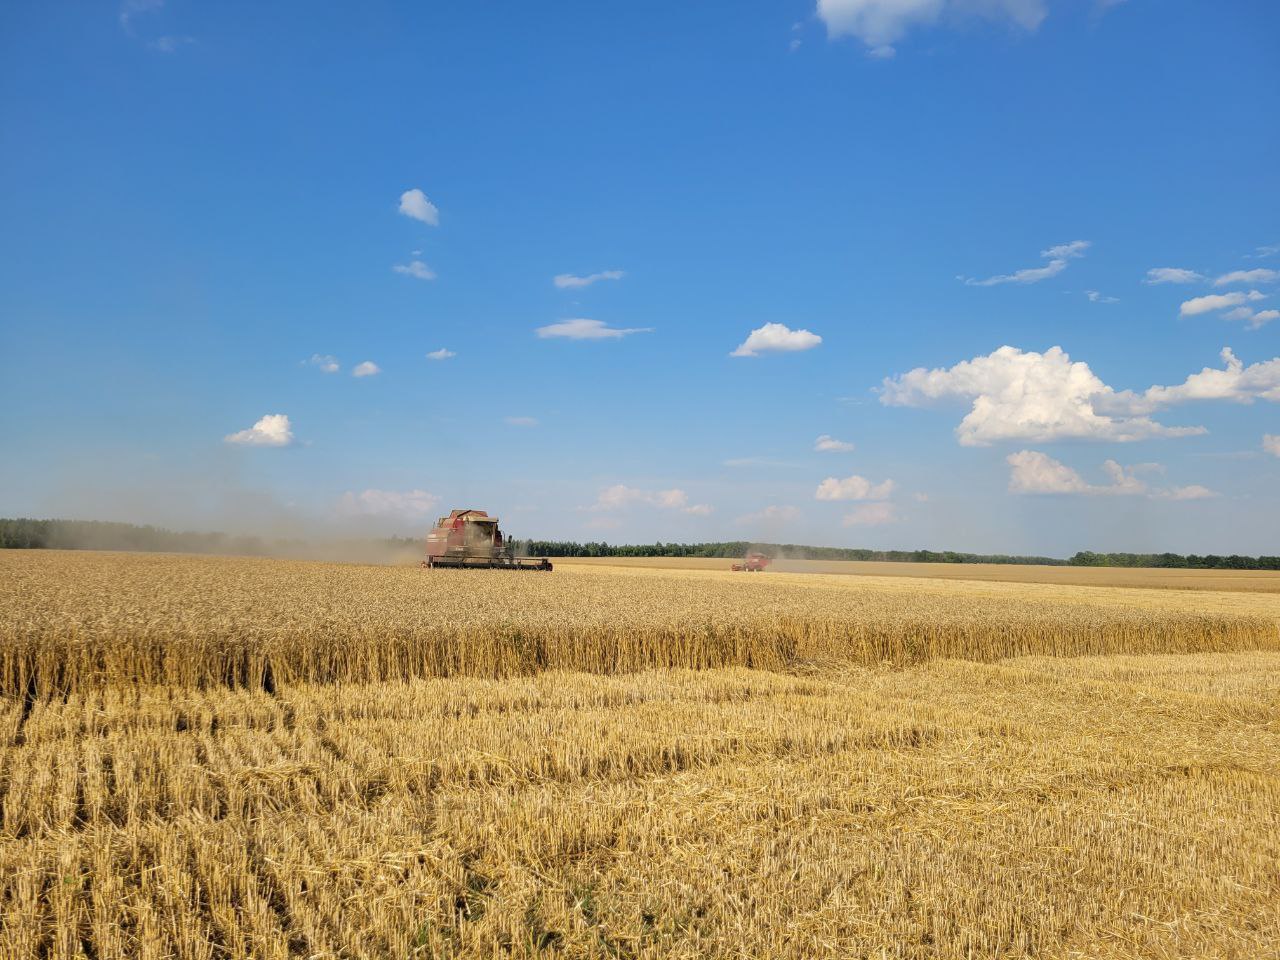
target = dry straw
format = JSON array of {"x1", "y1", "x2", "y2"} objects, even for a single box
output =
[{"x1": 2, "y1": 552, "x2": 1276, "y2": 699}]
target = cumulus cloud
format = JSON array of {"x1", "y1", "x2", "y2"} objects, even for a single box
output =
[
  {"x1": 339, "y1": 488, "x2": 440, "y2": 519},
  {"x1": 962, "y1": 240, "x2": 1088, "y2": 287},
  {"x1": 1214, "y1": 269, "x2": 1279, "y2": 287},
  {"x1": 398, "y1": 188, "x2": 439, "y2": 226},
  {"x1": 881, "y1": 345, "x2": 1206, "y2": 446},
  {"x1": 306, "y1": 354, "x2": 340, "y2": 374},
  {"x1": 814, "y1": 435, "x2": 856, "y2": 453},
  {"x1": 426, "y1": 348, "x2": 456, "y2": 360},
  {"x1": 504, "y1": 416, "x2": 538, "y2": 427},
  {"x1": 736, "y1": 505, "x2": 801, "y2": 525},
  {"x1": 224, "y1": 414, "x2": 293, "y2": 447},
  {"x1": 1179, "y1": 290, "x2": 1265, "y2": 317},
  {"x1": 352, "y1": 361, "x2": 381, "y2": 377},
  {"x1": 553, "y1": 270, "x2": 625, "y2": 289},
  {"x1": 587, "y1": 485, "x2": 711, "y2": 515},
  {"x1": 1264, "y1": 434, "x2": 1280, "y2": 457},
  {"x1": 816, "y1": 0, "x2": 1047, "y2": 57},
  {"x1": 1119, "y1": 347, "x2": 1280, "y2": 411},
  {"x1": 1145, "y1": 267, "x2": 1204, "y2": 285},
  {"x1": 393, "y1": 260, "x2": 436, "y2": 281},
  {"x1": 1007, "y1": 451, "x2": 1213, "y2": 499},
  {"x1": 1086, "y1": 290, "x2": 1119, "y2": 303},
  {"x1": 815, "y1": 474, "x2": 895, "y2": 501},
  {"x1": 843, "y1": 502, "x2": 897, "y2": 526},
  {"x1": 731, "y1": 323, "x2": 822, "y2": 357},
  {"x1": 535, "y1": 318, "x2": 653, "y2": 340}
]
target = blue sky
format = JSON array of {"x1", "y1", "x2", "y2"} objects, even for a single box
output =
[{"x1": 1, "y1": 0, "x2": 1278, "y2": 555}]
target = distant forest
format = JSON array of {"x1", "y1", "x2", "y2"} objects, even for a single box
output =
[{"x1": 4, "y1": 518, "x2": 1278, "y2": 570}]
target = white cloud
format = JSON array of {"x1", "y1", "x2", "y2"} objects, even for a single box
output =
[
  {"x1": 224, "y1": 414, "x2": 293, "y2": 447},
  {"x1": 553, "y1": 270, "x2": 625, "y2": 289},
  {"x1": 1214, "y1": 269, "x2": 1279, "y2": 287},
  {"x1": 535, "y1": 318, "x2": 653, "y2": 340},
  {"x1": 1007, "y1": 451, "x2": 1213, "y2": 499},
  {"x1": 1086, "y1": 290, "x2": 1119, "y2": 303},
  {"x1": 587, "y1": 484, "x2": 711, "y2": 515},
  {"x1": 1263, "y1": 434, "x2": 1280, "y2": 457},
  {"x1": 306, "y1": 354, "x2": 340, "y2": 374},
  {"x1": 352, "y1": 361, "x2": 381, "y2": 378},
  {"x1": 816, "y1": 0, "x2": 1047, "y2": 53},
  {"x1": 1152, "y1": 485, "x2": 1216, "y2": 501},
  {"x1": 736, "y1": 505, "x2": 801, "y2": 525},
  {"x1": 1122, "y1": 347, "x2": 1280, "y2": 410},
  {"x1": 398, "y1": 189, "x2": 439, "y2": 226},
  {"x1": 1007, "y1": 451, "x2": 1094, "y2": 494},
  {"x1": 965, "y1": 259, "x2": 1067, "y2": 287},
  {"x1": 1042, "y1": 240, "x2": 1090, "y2": 260},
  {"x1": 1145, "y1": 267, "x2": 1204, "y2": 285},
  {"x1": 393, "y1": 260, "x2": 436, "y2": 281},
  {"x1": 504, "y1": 416, "x2": 539, "y2": 427},
  {"x1": 1250, "y1": 243, "x2": 1280, "y2": 259},
  {"x1": 881, "y1": 345, "x2": 1206, "y2": 446},
  {"x1": 843, "y1": 502, "x2": 897, "y2": 526},
  {"x1": 149, "y1": 35, "x2": 193, "y2": 53},
  {"x1": 815, "y1": 474, "x2": 895, "y2": 501},
  {"x1": 1179, "y1": 290, "x2": 1265, "y2": 317},
  {"x1": 731, "y1": 323, "x2": 822, "y2": 357},
  {"x1": 1222, "y1": 307, "x2": 1280, "y2": 329},
  {"x1": 868, "y1": 44, "x2": 897, "y2": 58},
  {"x1": 119, "y1": 0, "x2": 163, "y2": 30},
  {"x1": 426, "y1": 348, "x2": 456, "y2": 361},
  {"x1": 963, "y1": 240, "x2": 1087, "y2": 287},
  {"x1": 339, "y1": 488, "x2": 440, "y2": 519},
  {"x1": 814, "y1": 434, "x2": 856, "y2": 453}
]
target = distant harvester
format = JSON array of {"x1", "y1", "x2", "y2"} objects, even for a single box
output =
[
  {"x1": 422, "y1": 509, "x2": 553, "y2": 571},
  {"x1": 732, "y1": 552, "x2": 771, "y2": 573}
]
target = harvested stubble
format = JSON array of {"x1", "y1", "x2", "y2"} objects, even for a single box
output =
[
  {"x1": 1, "y1": 655, "x2": 1279, "y2": 958},
  {"x1": 2, "y1": 551, "x2": 1277, "y2": 697}
]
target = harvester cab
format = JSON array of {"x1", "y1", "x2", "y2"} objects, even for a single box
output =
[{"x1": 422, "y1": 509, "x2": 552, "y2": 570}]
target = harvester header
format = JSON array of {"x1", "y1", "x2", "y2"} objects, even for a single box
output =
[{"x1": 423, "y1": 509, "x2": 552, "y2": 571}]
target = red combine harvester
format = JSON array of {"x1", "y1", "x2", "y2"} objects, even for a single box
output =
[
  {"x1": 422, "y1": 509, "x2": 552, "y2": 570},
  {"x1": 731, "y1": 552, "x2": 771, "y2": 572}
]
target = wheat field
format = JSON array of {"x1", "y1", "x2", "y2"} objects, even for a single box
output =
[{"x1": 2, "y1": 551, "x2": 1278, "y2": 958}]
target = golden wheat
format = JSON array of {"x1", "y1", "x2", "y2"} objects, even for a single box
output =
[
  {"x1": 3, "y1": 551, "x2": 1277, "y2": 697},
  {"x1": 1, "y1": 550, "x2": 1278, "y2": 958}
]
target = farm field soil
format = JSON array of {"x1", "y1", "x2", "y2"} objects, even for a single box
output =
[
  {"x1": 1, "y1": 551, "x2": 1278, "y2": 958},
  {"x1": 559, "y1": 555, "x2": 1280, "y2": 592}
]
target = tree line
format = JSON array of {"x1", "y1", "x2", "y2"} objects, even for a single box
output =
[
  {"x1": 1067, "y1": 551, "x2": 1280, "y2": 570},
  {"x1": 516, "y1": 540, "x2": 1065, "y2": 565},
  {"x1": 4, "y1": 519, "x2": 1277, "y2": 570}
]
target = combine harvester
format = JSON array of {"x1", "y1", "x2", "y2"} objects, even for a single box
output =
[
  {"x1": 422, "y1": 509, "x2": 552, "y2": 570},
  {"x1": 732, "y1": 552, "x2": 771, "y2": 572}
]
